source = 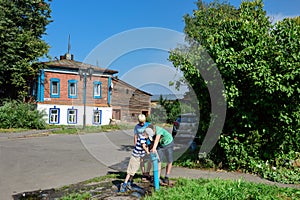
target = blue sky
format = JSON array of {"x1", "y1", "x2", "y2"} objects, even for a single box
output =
[{"x1": 43, "y1": 0, "x2": 300, "y2": 95}]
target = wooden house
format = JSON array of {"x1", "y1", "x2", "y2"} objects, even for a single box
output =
[{"x1": 111, "y1": 78, "x2": 152, "y2": 122}]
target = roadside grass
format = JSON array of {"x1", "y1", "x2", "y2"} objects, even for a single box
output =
[
  {"x1": 50, "y1": 123, "x2": 135, "y2": 134},
  {"x1": 0, "y1": 124, "x2": 135, "y2": 134},
  {"x1": 55, "y1": 174, "x2": 300, "y2": 200},
  {"x1": 0, "y1": 128, "x2": 30, "y2": 133},
  {"x1": 144, "y1": 178, "x2": 300, "y2": 200},
  {"x1": 0, "y1": 123, "x2": 169, "y2": 134},
  {"x1": 59, "y1": 193, "x2": 91, "y2": 200}
]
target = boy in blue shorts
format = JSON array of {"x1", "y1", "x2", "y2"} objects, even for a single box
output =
[{"x1": 145, "y1": 124, "x2": 174, "y2": 185}]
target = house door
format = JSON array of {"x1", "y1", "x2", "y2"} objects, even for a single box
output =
[
  {"x1": 142, "y1": 110, "x2": 149, "y2": 118},
  {"x1": 112, "y1": 109, "x2": 121, "y2": 120}
]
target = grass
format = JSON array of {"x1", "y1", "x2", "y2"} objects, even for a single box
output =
[
  {"x1": 51, "y1": 123, "x2": 135, "y2": 134},
  {"x1": 59, "y1": 192, "x2": 91, "y2": 200},
  {"x1": 0, "y1": 123, "x2": 171, "y2": 135},
  {"x1": 0, "y1": 128, "x2": 31, "y2": 133},
  {"x1": 144, "y1": 178, "x2": 300, "y2": 200},
  {"x1": 0, "y1": 123, "x2": 135, "y2": 134},
  {"x1": 55, "y1": 174, "x2": 300, "y2": 200}
]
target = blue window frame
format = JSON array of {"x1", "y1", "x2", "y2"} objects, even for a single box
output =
[
  {"x1": 67, "y1": 108, "x2": 77, "y2": 124},
  {"x1": 49, "y1": 107, "x2": 60, "y2": 124},
  {"x1": 50, "y1": 78, "x2": 60, "y2": 98},
  {"x1": 93, "y1": 109, "x2": 102, "y2": 125},
  {"x1": 93, "y1": 81, "x2": 102, "y2": 99},
  {"x1": 68, "y1": 80, "x2": 78, "y2": 98}
]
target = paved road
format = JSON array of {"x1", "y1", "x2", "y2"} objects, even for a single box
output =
[
  {"x1": 0, "y1": 130, "x2": 137, "y2": 200},
  {"x1": 0, "y1": 128, "x2": 193, "y2": 199}
]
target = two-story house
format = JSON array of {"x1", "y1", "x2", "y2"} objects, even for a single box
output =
[{"x1": 36, "y1": 53, "x2": 118, "y2": 126}]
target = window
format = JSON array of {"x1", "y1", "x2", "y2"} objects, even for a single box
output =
[
  {"x1": 68, "y1": 80, "x2": 78, "y2": 98},
  {"x1": 93, "y1": 81, "x2": 102, "y2": 99},
  {"x1": 50, "y1": 78, "x2": 60, "y2": 98},
  {"x1": 67, "y1": 108, "x2": 77, "y2": 124},
  {"x1": 93, "y1": 109, "x2": 102, "y2": 124},
  {"x1": 49, "y1": 107, "x2": 60, "y2": 124}
]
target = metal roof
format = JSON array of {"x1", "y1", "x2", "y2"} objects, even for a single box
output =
[{"x1": 42, "y1": 59, "x2": 118, "y2": 75}]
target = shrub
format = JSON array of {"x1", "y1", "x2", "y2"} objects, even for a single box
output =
[{"x1": 0, "y1": 100, "x2": 47, "y2": 129}]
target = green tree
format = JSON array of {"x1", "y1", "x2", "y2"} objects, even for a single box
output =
[
  {"x1": 169, "y1": 0, "x2": 300, "y2": 171},
  {"x1": 158, "y1": 95, "x2": 181, "y2": 123},
  {"x1": 0, "y1": 0, "x2": 52, "y2": 100}
]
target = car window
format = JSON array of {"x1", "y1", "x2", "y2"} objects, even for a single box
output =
[{"x1": 180, "y1": 115, "x2": 196, "y2": 122}]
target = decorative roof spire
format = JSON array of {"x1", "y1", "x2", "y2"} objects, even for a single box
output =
[
  {"x1": 64, "y1": 34, "x2": 73, "y2": 60},
  {"x1": 67, "y1": 34, "x2": 71, "y2": 54}
]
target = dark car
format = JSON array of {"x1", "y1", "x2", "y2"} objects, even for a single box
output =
[{"x1": 172, "y1": 113, "x2": 199, "y2": 138}]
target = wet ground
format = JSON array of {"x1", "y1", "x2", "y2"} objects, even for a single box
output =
[{"x1": 12, "y1": 172, "x2": 172, "y2": 200}]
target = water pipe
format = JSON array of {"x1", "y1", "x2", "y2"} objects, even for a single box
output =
[{"x1": 150, "y1": 152, "x2": 160, "y2": 191}]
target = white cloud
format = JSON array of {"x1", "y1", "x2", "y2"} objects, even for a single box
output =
[{"x1": 269, "y1": 13, "x2": 298, "y2": 23}]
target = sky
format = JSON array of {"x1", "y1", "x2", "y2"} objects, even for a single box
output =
[{"x1": 43, "y1": 0, "x2": 300, "y2": 95}]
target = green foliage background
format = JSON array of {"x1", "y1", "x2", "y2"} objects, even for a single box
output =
[
  {"x1": 0, "y1": 0, "x2": 52, "y2": 99},
  {"x1": 169, "y1": 0, "x2": 300, "y2": 183},
  {"x1": 149, "y1": 95, "x2": 196, "y2": 124}
]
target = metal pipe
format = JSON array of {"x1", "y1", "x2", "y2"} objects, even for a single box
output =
[
  {"x1": 83, "y1": 73, "x2": 87, "y2": 130},
  {"x1": 150, "y1": 152, "x2": 160, "y2": 191}
]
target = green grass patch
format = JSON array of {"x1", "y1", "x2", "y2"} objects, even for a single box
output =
[
  {"x1": 0, "y1": 128, "x2": 30, "y2": 133},
  {"x1": 0, "y1": 123, "x2": 135, "y2": 134},
  {"x1": 48, "y1": 124, "x2": 134, "y2": 135},
  {"x1": 144, "y1": 178, "x2": 300, "y2": 200},
  {"x1": 59, "y1": 192, "x2": 91, "y2": 200}
]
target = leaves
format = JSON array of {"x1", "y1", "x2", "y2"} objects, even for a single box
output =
[
  {"x1": 169, "y1": 0, "x2": 300, "y2": 178},
  {"x1": 0, "y1": 0, "x2": 52, "y2": 99}
]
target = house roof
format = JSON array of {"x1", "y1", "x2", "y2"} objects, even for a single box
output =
[
  {"x1": 112, "y1": 77, "x2": 152, "y2": 96},
  {"x1": 42, "y1": 58, "x2": 118, "y2": 75},
  {"x1": 151, "y1": 94, "x2": 184, "y2": 101}
]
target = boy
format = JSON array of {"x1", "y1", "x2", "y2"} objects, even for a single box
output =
[
  {"x1": 145, "y1": 124, "x2": 174, "y2": 185},
  {"x1": 119, "y1": 125, "x2": 154, "y2": 192},
  {"x1": 133, "y1": 114, "x2": 151, "y2": 181}
]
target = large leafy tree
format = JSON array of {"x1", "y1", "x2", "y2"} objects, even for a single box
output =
[
  {"x1": 170, "y1": 0, "x2": 299, "y2": 171},
  {"x1": 0, "y1": 0, "x2": 52, "y2": 100}
]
